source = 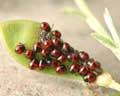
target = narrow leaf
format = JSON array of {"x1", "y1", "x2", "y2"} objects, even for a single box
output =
[
  {"x1": 104, "y1": 8, "x2": 120, "y2": 45},
  {"x1": 74, "y1": 0, "x2": 111, "y2": 38},
  {"x1": 64, "y1": 7, "x2": 86, "y2": 20},
  {"x1": 74, "y1": 0, "x2": 91, "y2": 17},
  {"x1": 0, "y1": 20, "x2": 83, "y2": 80},
  {"x1": 91, "y1": 32, "x2": 117, "y2": 48}
]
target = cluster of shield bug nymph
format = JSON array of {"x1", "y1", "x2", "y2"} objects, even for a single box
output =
[{"x1": 15, "y1": 22, "x2": 103, "y2": 83}]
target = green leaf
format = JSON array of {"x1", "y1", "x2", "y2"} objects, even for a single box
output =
[
  {"x1": 64, "y1": 7, "x2": 86, "y2": 20},
  {"x1": 104, "y1": 8, "x2": 120, "y2": 45},
  {"x1": 0, "y1": 20, "x2": 40, "y2": 67},
  {"x1": 91, "y1": 32, "x2": 117, "y2": 49},
  {"x1": 0, "y1": 20, "x2": 82, "y2": 80}
]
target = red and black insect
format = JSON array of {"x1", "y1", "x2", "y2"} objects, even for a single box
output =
[
  {"x1": 40, "y1": 22, "x2": 51, "y2": 32},
  {"x1": 15, "y1": 22, "x2": 103, "y2": 83},
  {"x1": 56, "y1": 65, "x2": 67, "y2": 74},
  {"x1": 52, "y1": 38, "x2": 61, "y2": 47},
  {"x1": 51, "y1": 49, "x2": 61, "y2": 58},
  {"x1": 33, "y1": 42, "x2": 42, "y2": 53},
  {"x1": 52, "y1": 30, "x2": 61, "y2": 38},
  {"x1": 71, "y1": 52, "x2": 79, "y2": 62},
  {"x1": 25, "y1": 50, "x2": 35, "y2": 60},
  {"x1": 39, "y1": 59, "x2": 46, "y2": 70},
  {"x1": 84, "y1": 72, "x2": 96, "y2": 83},
  {"x1": 50, "y1": 59, "x2": 58, "y2": 69},
  {"x1": 70, "y1": 63, "x2": 79, "y2": 73},
  {"x1": 79, "y1": 51, "x2": 89, "y2": 61},
  {"x1": 15, "y1": 43, "x2": 26, "y2": 54},
  {"x1": 29, "y1": 59, "x2": 39, "y2": 69},
  {"x1": 79, "y1": 66, "x2": 89, "y2": 76},
  {"x1": 57, "y1": 55, "x2": 66, "y2": 63}
]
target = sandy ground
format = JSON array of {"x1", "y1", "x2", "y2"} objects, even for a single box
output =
[{"x1": 0, "y1": 0, "x2": 120, "y2": 96}]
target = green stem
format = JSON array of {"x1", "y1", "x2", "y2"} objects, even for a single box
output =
[
  {"x1": 74, "y1": 0, "x2": 110, "y2": 37},
  {"x1": 109, "y1": 80, "x2": 120, "y2": 92},
  {"x1": 104, "y1": 8, "x2": 120, "y2": 45},
  {"x1": 112, "y1": 48, "x2": 120, "y2": 62},
  {"x1": 95, "y1": 72, "x2": 120, "y2": 92}
]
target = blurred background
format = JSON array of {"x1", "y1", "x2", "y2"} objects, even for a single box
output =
[{"x1": 0, "y1": 0, "x2": 120, "y2": 96}]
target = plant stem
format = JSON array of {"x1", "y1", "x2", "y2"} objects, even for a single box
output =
[
  {"x1": 74, "y1": 0, "x2": 120, "y2": 61},
  {"x1": 112, "y1": 48, "x2": 120, "y2": 62},
  {"x1": 109, "y1": 80, "x2": 120, "y2": 92},
  {"x1": 95, "y1": 72, "x2": 120, "y2": 92},
  {"x1": 74, "y1": 0, "x2": 110, "y2": 37},
  {"x1": 104, "y1": 8, "x2": 120, "y2": 45}
]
